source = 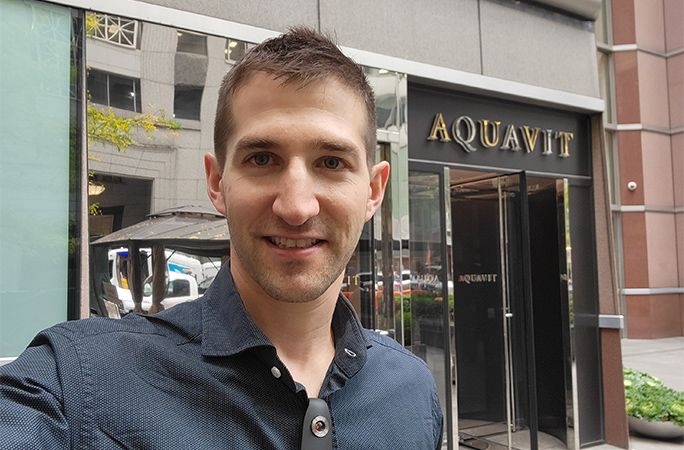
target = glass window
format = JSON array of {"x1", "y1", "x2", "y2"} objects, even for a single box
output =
[
  {"x1": 597, "y1": 51, "x2": 614, "y2": 124},
  {"x1": 408, "y1": 170, "x2": 448, "y2": 437},
  {"x1": 174, "y1": 85, "x2": 203, "y2": 120},
  {"x1": 109, "y1": 73, "x2": 141, "y2": 111},
  {"x1": 87, "y1": 69, "x2": 108, "y2": 105},
  {"x1": 177, "y1": 30, "x2": 207, "y2": 55},
  {"x1": 604, "y1": 130, "x2": 619, "y2": 206},
  {"x1": 225, "y1": 39, "x2": 247, "y2": 62},
  {"x1": 87, "y1": 69, "x2": 142, "y2": 112},
  {"x1": 594, "y1": 0, "x2": 611, "y2": 45},
  {"x1": 363, "y1": 68, "x2": 406, "y2": 132},
  {"x1": 0, "y1": 0, "x2": 81, "y2": 356}
]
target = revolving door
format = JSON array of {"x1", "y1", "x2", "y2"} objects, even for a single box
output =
[
  {"x1": 408, "y1": 167, "x2": 579, "y2": 450},
  {"x1": 452, "y1": 173, "x2": 578, "y2": 450}
]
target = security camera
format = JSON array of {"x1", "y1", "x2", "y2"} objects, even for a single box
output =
[{"x1": 627, "y1": 181, "x2": 637, "y2": 192}]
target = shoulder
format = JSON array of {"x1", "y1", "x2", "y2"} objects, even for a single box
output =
[
  {"x1": 38, "y1": 299, "x2": 201, "y2": 341},
  {"x1": 34, "y1": 313, "x2": 160, "y2": 350},
  {"x1": 30, "y1": 301, "x2": 201, "y2": 354},
  {"x1": 363, "y1": 329, "x2": 431, "y2": 372},
  {"x1": 361, "y1": 329, "x2": 438, "y2": 395}
]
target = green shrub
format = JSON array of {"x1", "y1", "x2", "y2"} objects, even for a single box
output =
[{"x1": 624, "y1": 368, "x2": 684, "y2": 426}]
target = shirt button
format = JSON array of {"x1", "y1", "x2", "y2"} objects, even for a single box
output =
[{"x1": 271, "y1": 366, "x2": 282, "y2": 379}]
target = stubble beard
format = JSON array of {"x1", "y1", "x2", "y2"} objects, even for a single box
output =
[{"x1": 228, "y1": 218, "x2": 362, "y2": 304}]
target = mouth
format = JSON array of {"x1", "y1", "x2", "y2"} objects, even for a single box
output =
[{"x1": 267, "y1": 236, "x2": 322, "y2": 249}]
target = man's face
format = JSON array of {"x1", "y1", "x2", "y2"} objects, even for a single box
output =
[{"x1": 205, "y1": 72, "x2": 389, "y2": 303}]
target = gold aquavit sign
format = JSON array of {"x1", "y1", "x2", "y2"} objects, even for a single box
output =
[{"x1": 427, "y1": 113, "x2": 574, "y2": 158}]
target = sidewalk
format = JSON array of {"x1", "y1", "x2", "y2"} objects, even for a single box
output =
[{"x1": 608, "y1": 337, "x2": 684, "y2": 449}]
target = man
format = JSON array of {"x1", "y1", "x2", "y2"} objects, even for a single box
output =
[{"x1": 0, "y1": 28, "x2": 443, "y2": 449}]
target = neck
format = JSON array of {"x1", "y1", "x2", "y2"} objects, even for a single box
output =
[{"x1": 230, "y1": 259, "x2": 340, "y2": 363}]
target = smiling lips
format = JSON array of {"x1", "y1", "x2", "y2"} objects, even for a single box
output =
[{"x1": 269, "y1": 236, "x2": 321, "y2": 249}]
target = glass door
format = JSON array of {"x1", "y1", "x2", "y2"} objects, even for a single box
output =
[
  {"x1": 405, "y1": 166, "x2": 578, "y2": 450},
  {"x1": 527, "y1": 177, "x2": 578, "y2": 450},
  {"x1": 451, "y1": 173, "x2": 536, "y2": 450},
  {"x1": 408, "y1": 166, "x2": 453, "y2": 450}
]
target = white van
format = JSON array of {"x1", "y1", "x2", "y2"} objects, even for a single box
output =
[
  {"x1": 141, "y1": 271, "x2": 199, "y2": 310},
  {"x1": 107, "y1": 247, "x2": 207, "y2": 311}
]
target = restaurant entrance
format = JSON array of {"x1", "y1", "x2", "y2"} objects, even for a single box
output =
[
  {"x1": 450, "y1": 172, "x2": 577, "y2": 450},
  {"x1": 407, "y1": 165, "x2": 580, "y2": 450}
]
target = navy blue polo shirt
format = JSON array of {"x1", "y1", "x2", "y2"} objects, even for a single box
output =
[{"x1": 0, "y1": 264, "x2": 443, "y2": 449}]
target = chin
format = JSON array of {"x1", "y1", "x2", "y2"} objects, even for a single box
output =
[
  {"x1": 262, "y1": 275, "x2": 338, "y2": 304},
  {"x1": 266, "y1": 288, "x2": 328, "y2": 304}
]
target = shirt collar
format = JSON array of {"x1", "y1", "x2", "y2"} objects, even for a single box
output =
[
  {"x1": 329, "y1": 293, "x2": 369, "y2": 378},
  {"x1": 200, "y1": 262, "x2": 370, "y2": 378},
  {"x1": 201, "y1": 263, "x2": 271, "y2": 357}
]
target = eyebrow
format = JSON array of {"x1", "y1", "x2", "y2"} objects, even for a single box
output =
[
  {"x1": 233, "y1": 137, "x2": 276, "y2": 154},
  {"x1": 233, "y1": 136, "x2": 361, "y2": 156},
  {"x1": 311, "y1": 138, "x2": 360, "y2": 155}
]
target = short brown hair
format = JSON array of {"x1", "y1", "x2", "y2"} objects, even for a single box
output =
[{"x1": 213, "y1": 27, "x2": 376, "y2": 168}]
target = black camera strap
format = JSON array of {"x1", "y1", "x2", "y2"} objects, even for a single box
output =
[{"x1": 300, "y1": 398, "x2": 333, "y2": 450}]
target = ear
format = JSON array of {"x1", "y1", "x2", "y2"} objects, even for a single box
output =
[
  {"x1": 204, "y1": 153, "x2": 227, "y2": 216},
  {"x1": 365, "y1": 160, "x2": 390, "y2": 221}
]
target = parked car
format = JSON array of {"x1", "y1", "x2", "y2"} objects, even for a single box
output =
[{"x1": 140, "y1": 271, "x2": 199, "y2": 310}]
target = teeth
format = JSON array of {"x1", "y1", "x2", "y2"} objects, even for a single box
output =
[{"x1": 271, "y1": 237, "x2": 319, "y2": 248}]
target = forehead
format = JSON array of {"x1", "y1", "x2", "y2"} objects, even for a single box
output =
[{"x1": 230, "y1": 72, "x2": 367, "y2": 126}]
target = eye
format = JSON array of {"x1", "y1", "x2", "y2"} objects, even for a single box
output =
[
  {"x1": 322, "y1": 157, "x2": 342, "y2": 170},
  {"x1": 250, "y1": 152, "x2": 271, "y2": 166}
]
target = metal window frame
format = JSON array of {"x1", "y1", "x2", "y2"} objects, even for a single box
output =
[
  {"x1": 90, "y1": 12, "x2": 139, "y2": 49},
  {"x1": 90, "y1": 69, "x2": 141, "y2": 113}
]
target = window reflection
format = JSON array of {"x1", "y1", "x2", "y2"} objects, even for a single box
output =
[
  {"x1": 101, "y1": 246, "x2": 221, "y2": 316},
  {"x1": 408, "y1": 170, "x2": 448, "y2": 427},
  {"x1": 84, "y1": 13, "x2": 405, "y2": 322},
  {"x1": 225, "y1": 39, "x2": 247, "y2": 62},
  {"x1": 88, "y1": 13, "x2": 139, "y2": 49},
  {"x1": 342, "y1": 222, "x2": 376, "y2": 328},
  {"x1": 86, "y1": 15, "x2": 248, "y2": 317},
  {"x1": 87, "y1": 70, "x2": 142, "y2": 112},
  {"x1": 176, "y1": 30, "x2": 207, "y2": 55},
  {"x1": 363, "y1": 68, "x2": 405, "y2": 131},
  {"x1": 173, "y1": 85, "x2": 202, "y2": 120}
]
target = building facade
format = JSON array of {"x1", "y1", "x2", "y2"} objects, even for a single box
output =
[
  {"x1": 596, "y1": 0, "x2": 683, "y2": 339},
  {"x1": 2, "y1": 0, "x2": 663, "y2": 448}
]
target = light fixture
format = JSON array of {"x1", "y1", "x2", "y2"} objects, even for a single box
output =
[
  {"x1": 378, "y1": 69, "x2": 389, "y2": 75},
  {"x1": 88, "y1": 182, "x2": 106, "y2": 196},
  {"x1": 229, "y1": 40, "x2": 238, "y2": 48}
]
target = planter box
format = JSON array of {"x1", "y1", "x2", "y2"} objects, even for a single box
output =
[{"x1": 628, "y1": 416, "x2": 684, "y2": 439}]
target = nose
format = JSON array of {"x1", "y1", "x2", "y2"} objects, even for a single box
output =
[{"x1": 271, "y1": 161, "x2": 320, "y2": 226}]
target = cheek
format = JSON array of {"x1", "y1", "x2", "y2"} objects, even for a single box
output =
[
  {"x1": 224, "y1": 181, "x2": 272, "y2": 223},
  {"x1": 324, "y1": 187, "x2": 369, "y2": 227}
]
